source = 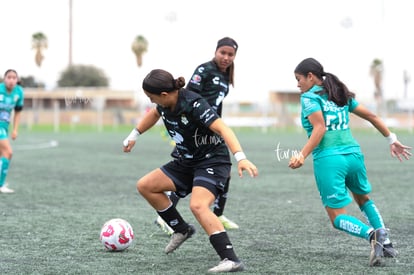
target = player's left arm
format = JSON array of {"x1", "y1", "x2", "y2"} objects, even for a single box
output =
[
  {"x1": 352, "y1": 104, "x2": 411, "y2": 161},
  {"x1": 11, "y1": 107, "x2": 23, "y2": 140},
  {"x1": 209, "y1": 118, "x2": 258, "y2": 178}
]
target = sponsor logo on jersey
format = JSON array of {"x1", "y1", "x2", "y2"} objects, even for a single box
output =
[
  {"x1": 197, "y1": 66, "x2": 205, "y2": 73},
  {"x1": 212, "y1": 76, "x2": 220, "y2": 85},
  {"x1": 193, "y1": 101, "x2": 201, "y2": 108}
]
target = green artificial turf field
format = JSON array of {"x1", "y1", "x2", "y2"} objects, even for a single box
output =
[{"x1": 0, "y1": 127, "x2": 412, "y2": 274}]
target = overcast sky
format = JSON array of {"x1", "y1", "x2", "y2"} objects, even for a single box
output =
[{"x1": 1, "y1": 0, "x2": 413, "y2": 102}]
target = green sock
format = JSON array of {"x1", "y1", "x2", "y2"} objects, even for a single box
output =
[
  {"x1": 0, "y1": 157, "x2": 9, "y2": 187},
  {"x1": 333, "y1": 214, "x2": 372, "y2": 240},
  {"x1": 360, "y1": 200, "x2": 385, "y2": 230}
]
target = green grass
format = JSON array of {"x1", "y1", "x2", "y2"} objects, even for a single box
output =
[{"x1": 0, "y1": 127, "x2": 413, "y2": 274}]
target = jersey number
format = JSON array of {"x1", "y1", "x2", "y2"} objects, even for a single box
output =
[{"x1": 325, "y1": 110, "x2": 348, "y2": 130}]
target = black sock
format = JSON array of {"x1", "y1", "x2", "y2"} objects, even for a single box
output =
[
  {"x1": 213, "y1": 177, "x2": 230, "y2": 216},
  {"x1": 209, "y1": 232, "x2": 239, "y2": 261},
  {"x1": 157, "y1": 205, "x2": 188, "y2": 233},
  {"x1": 169, "y1": 192, "x2": 180, "y2": 208}
]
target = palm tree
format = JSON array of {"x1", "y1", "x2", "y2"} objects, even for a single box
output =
[
  {"x1": 32, "y1": 32, "x2": 48, "y2": 67},
  {"x1": 370, "y1": 58, "x2": 385, "y2": 116},
  {"x1": 131, "y1": 35, "x2": 148, "y2": 67},
  {"x1": 370, "y1": 58, "x2": 383, "y2": 101}
]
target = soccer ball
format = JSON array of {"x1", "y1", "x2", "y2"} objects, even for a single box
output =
[{"x1": 100, "y1": 218, "x2": 134, "y2": 251}]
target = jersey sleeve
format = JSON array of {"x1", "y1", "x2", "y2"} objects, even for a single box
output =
[
  {"x1": 301, "y1": 93, "x2": 321, "y2": 118},
  {"x1": 16, "y1": 85, "x2": 24, "y2": 107},
  {"x1": 187, "y1": 65, "x2": 206, "y2": 93},
  {"x1": 348, "y1": 97, "x2": 359, "y2": 112}
]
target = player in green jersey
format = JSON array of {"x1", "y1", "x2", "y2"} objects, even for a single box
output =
[
  {"x1": 289, "y1": 58, "x2": 411, "y2": 267},
  {"x1": 0, "y1": 69, "x2": 24, "y2": 194}
]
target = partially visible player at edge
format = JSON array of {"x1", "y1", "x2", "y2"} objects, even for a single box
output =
[
  {"x1": 123, "y1": 69, "x2": 258, "y2": 272},
  {"x1": 289, "y1": 58, "x2": 411, "y2": 267},
  {"x1": 0, "y1": 69, "x2": 24, "y2": 194},
  {"x1": 156, "y1": 37, "x2": 240, "y2": 234}
]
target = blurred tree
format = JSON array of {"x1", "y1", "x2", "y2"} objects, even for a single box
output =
[
  {"x1": 131, "y1": 35, "x2": 148, "y2": 67},
  {"x1": 57, "y1": 65, "x2": 109, "y2": 87},
  {"x1": 32, "y1": 32, "x2": 48, "y2": 67},
  {"x1": 19, "y1": 76, "x2": 45, "y2": 88},
  {"x1": 0, "y1": 76, "x2": 43, "y2": 88}
]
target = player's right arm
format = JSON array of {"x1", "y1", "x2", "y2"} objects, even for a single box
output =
[
  {"x1": 123, "y1": 107, "x2": 160, "y2": 152},
  {"x1": 135, "y1": 107, "x2": 160, "y2": 134}
]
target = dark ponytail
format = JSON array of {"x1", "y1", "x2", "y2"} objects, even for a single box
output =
[
  {"x1": 295, "y1": 58, "x2": 355, "y2": 106},
  {"x1": 142, "y1": 69, "x2": 185, "y2": 95}
]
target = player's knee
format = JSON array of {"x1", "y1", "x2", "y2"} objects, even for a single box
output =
[
  {"x1": 189, "y1": 201, "x2": 208, "y2": 217},
  {"x1": 136, "y1": 178, "x2": 150, "y2": 195}
]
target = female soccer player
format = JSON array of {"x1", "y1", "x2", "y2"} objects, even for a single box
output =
[
  {"x1": 0, "y1": 69, "x2": 24, "y2": 194},
  {"x1": 289, "y1": 58, "x2": 411, "y2": 266},
  {"x1": 123, "y1": 69, "x2": 258, "y2": 273},
  {"x1": 157, "y1": 37, "x2": 240, "y2": 233}
]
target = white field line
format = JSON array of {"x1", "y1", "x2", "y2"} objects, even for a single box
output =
[{"x1": 13, "y1": 140, "x2": 59, "y2": 151}]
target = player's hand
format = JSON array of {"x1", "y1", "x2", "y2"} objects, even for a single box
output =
[
  {"x1": 237, "y1": 159, "x2": 258, "y2": 178},
  {"x1": 390, "y1": 141, "x2": 412, "y2": 161},
  {"x1": 11, "y1": 130, "x2": 18, "y2": 140},
  {"x1": 123, "y1": 140, "x2": 136, "y2": 153},
  {"x1": 289, "y1": 154, "x2": 305, "y2": 169}
]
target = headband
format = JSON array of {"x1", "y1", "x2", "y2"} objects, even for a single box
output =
[{"x1": 216, "y1": 37, "x2": 238, "y2": 52}]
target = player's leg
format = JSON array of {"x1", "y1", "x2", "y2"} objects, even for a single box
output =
[
  {"x1": 192, "y1": 188, "x2": 243, "y2": 272},
  {"x1": 192, "y1": 164, "x2": 244, "y2": 273},
  {"x1": 154, "y1": 145, "x2": 182, "y2": 235},
  {"x1": 137, "y1": 166, "x2": 195, "y2": 253},
  {"x1": 347, "y1": 152, "x2": 398, "y2": 259},
  {"x1": 316, "y1": 154, "x2": 386, "y2": 266},
  {"x1": 327, "y1": 207, "x2": 386, "y2": 266},
  {"x1": 155, "y1": 191, "x2": 180, "y2": 235},
  {"x1": 354, "y1": 194, "x2": 398, "y2": 258},
  {"x1": 0, "y1": 129, "x2": 13, "y2": 194},
  {"x1": 214, "y1": 176, "x2": 239, "y2": 229},
  {"x1": 154, "y1": 138, "x2": 185, "y2": 235}
]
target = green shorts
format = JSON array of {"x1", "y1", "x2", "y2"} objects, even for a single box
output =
[
  {"x1": 313, "y1": 152, "x2": 371, "y2": 208},
  {"x1": 0, "y1": 126, "x2": 8, "y2": 140}
]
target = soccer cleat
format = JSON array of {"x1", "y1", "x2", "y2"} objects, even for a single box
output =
[
  {"x1": 218, "y1": 215, "x2": 239, "y2": 230},
  {"x1": 383, "y1": 242, "x2": 398, "y2": 258},
  {"x1": 0, "y1": 183, "x2": 14, "y2": 194},
  {"x1": 369, "y1": 228, "x2": 387, "y2": 267},
  {"x1": 208, "y1": 258, "x2": 245, "y2": 273},
  {"x1": 155, "y1": 216, "x2": 174, "y2": 236},
  {"x1": 164, "y1": 224, "x2": 195, "y2": 254}
]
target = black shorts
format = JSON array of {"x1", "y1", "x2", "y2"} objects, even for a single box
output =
[{"x1": 160, "y1": 155, "x2": 231, "y2": 198}]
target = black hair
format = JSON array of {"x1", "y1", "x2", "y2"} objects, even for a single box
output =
[
  {"x1": 295, "y1": 58, "x2": 355, "y2": 107},
  {"x1": 142, "y1": 69, "x2": 185, "y2": 95},
  {"x1": 4, "y1": 69, "x2": 18, "y2": 78}
]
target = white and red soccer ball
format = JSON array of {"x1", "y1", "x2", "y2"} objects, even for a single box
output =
[{"x1": 100, "y1": 218, "x2": 134, "y2": 251}]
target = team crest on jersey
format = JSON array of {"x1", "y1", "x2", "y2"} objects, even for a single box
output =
[
  {"x1": 0, "y1": 95, "x2": 3, "y2": 101},
  {"x1": 181, "y1": 114, "x2": 189, "y2": 125},
  {"x1": 191, "y1": 74, "x2": 202, "y2": 84},
  {"x1": 14, "y1": 95, "x2": 19, "y2": 102}
]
